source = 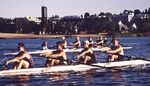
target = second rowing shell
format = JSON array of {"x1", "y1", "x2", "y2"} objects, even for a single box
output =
[{"x1": 4, "y1": 47, "x2": 132, "y2": 55}]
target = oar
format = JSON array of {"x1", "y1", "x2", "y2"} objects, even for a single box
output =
[
  {"x1": 102, "y1": 51, "x2": 150, "y2": 62},
  {"x1": 40, "y1": 55, "x2": 71, "y2": 64},
  {"x1": 72, "y1": 57, "x2": 120, "y2": 70},
  {"x1": 118, "y1": 54, "x2": 150, "y2": 62},
  {"x1": 50, "y1": 58, "x2": 70, "y2": 63}
]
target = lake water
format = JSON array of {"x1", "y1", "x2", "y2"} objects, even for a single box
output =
[{"x1": 0, "y1": 37, "x2": 150, "y2": 86}]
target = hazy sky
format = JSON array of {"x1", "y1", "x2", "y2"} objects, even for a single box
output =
[{"x1": 0, "y1": 0, "x2": 150, "y2": 18}]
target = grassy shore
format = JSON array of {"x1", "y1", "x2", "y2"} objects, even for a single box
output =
[{"x1": 0, "y1": 33, "x2": 107, "y2": 39}]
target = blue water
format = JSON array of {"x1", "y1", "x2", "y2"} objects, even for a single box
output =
[{"x1": 0, "y1": 37, "x2": 150, "y2": 86}]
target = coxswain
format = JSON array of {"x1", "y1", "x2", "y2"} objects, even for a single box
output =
[
  {"x1": 41, "y1": 41, "x2": 48, "y2": 50},
  {"x1": 88, "y1": 37, "x2": 94, "y2": 48},
  {"x1": 70, "y1": 37, "x2": 81, "y2": 49},
  {"x1": 75, "y1": 40, "x2": 96, "y2": 65},
  {"x1": 6, "y1": 43, "x2": 34, "y2": 69},
  {"x1": 40, "y1": 42, "x2": 68, "y2": 67},
  {"x1": 106, "y1": 38, "x2": 124, "y2": 62}
]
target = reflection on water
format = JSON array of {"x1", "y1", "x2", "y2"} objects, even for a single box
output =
[
  {"x1": 0, "y1": 75, "x2": 30, "y2": 86},
  {"x1": 46, "y1": 73, "x2": 69, "y2": 81}
]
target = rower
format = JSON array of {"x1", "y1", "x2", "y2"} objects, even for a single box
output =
[
  {"x1": 75, "y1": 40, "x2": 96, "y2": 65},
  {"x1": 6, "y1": 43, "x2": 34, "y2": 69},
  {"x1": 70, "y1": 37, "x2": 81, "y2": 49},
  {"x1": 88, "y1": 37, "x2": 94, "y2": 48},
  {"x1": 61, "y1": 36, "x2": 67, "y2": 49},
  {"x1": 40, "y1": 42, "x2": 68, "y2": 67},
  {"x1": 95, "y1": 36, "x2": 104, "y2": 48},
  {"x1": 41, "y1": 41, "x2": 48, "y2": 50},
  {"x1": 103, "y1": 36, "x2": 108, "y2": 46},
  {"x1": 106, "y1": 38, "x2": 124, "y2": 62}
]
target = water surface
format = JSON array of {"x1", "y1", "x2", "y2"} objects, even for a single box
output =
[{"x1": 0, "y1": 37, "x2": 150, "y2": 86}]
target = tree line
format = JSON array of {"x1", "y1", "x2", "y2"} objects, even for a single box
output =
[{"x1": 0, "y1": 8, "x2": 150, "y2": 36}]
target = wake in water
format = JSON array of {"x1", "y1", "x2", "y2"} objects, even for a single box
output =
[{"x1": 95, "y1": 64, "x2": 150, "y2": 73}]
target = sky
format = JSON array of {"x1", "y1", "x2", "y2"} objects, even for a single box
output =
[{"x1": 0, "y1": 0, "x2": 150, "y2": 18}]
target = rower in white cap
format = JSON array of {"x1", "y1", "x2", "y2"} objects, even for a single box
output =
[{"x1": 74, "y1": 40, "x2": 96, "y2": 64}]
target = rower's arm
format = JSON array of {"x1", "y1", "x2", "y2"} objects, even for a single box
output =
[
  {"x1": 74, "y1": 41, "x2": 80, "y2": 46},
  {"x1": 73, "y1": 42, "x2": 77, "y2": 45},
  {"x1": 97, "y1": 41, "x2": 103, "y2": 44},
  {"x1": 107, "y1": 47, "x2": 123, "y2": 53},
  {"x1": 6, "y1": 57, "x2": 20, "y2": 65},
  {"x1": 77, "y1": 49, "x2": 90, "y2": 58},
  {"x1": 47, "y1": 52, "x2": 64, "y2": 58},
  {"x1": 40, "y1": 52, "x2": 52, "y2": 57},
  {"x1": 101, "y1": 47, "x2": 111, "y2": 52}
]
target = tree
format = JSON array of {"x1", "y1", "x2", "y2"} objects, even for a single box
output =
[
  {"x1": 134, "y1": 9, "x2": 141, "y2": 15},
  {"x1": 84, "y1": 12, "x2": 90, "y2": 19},
  {"x1": 98, "y1": 12, "x2": 105, "y2": 18},
  {"x1": 105, "y1": 12, "x2": 113, "y2": 17},
  {"x1": 148, "y1": 8, "x2": 150, "y2": 14},
  {"x1": 145, "y1": 9, "x2": 148, "y2": 14}
]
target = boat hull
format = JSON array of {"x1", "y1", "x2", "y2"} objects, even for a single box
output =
[{"x1": 0, "y1": 59, "x2": 150, "y2": 77}]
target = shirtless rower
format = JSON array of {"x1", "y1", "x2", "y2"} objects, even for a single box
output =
[
  {"x1": 95, "y1": 36, "x2": 104, "y2": 48},
  {"x1": 6, "y1": 43, "x2": 34, "y2": 69},
  {"x1": 75, "y1": 40, "x2": 96, "y2": 65},
  {"x1": 70, "y1": 37, "x2": 81, "y2": 49},
  {"x1": 88, "y1": 37, "x2": 94, "y2": 48},
  {"x1": 106, "y1": 38, "x2": 124, "y2": 62},
  {"x1": 40, "y1": 42, "x2": 68, "y2": 67},
  {"x1": 41, "y1": 41, "x2": 48, "y2": 50}
]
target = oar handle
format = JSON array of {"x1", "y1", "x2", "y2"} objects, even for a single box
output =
[
  {"x1": 51, "y1": 58, "x2": 69, "y2": 62},
  {"x1": 106, "y1": 53, "x2": 150, "y2": 61},
  {"x1": 101, "y1": 51, "x2": 136, "y2": 60}
]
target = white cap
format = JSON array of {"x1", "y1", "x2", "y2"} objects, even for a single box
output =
[{"x1": 62, "y1": 37, "x2": 65, "y2": 39}]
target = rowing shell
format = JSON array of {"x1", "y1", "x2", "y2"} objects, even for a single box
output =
[
  {"x1": 0, "y1": 59, "x2": 150, "y2": 77},
  {"x1": 4, "y1": 47, "x2": 132, "y2": 55}
]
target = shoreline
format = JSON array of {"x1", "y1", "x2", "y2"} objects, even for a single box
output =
[
  {"x1": 0, "y1": 33, "x2": 107, "y2": 39},
  {"x1": 0, "y1": 33, "x2": 150, "y2": 39}
]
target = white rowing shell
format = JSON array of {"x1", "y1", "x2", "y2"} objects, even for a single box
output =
[
  {"x1": 0, "y1": 59, "x2": 149, "y2": 77},
  {"x1": 0, "y1": 64, "x2": 96, "y2": 77},
  {"x1": 4, "y1": 47, "x2": 132, "y2": 55}
]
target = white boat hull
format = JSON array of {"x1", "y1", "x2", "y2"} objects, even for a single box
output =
[
  {"x1": 0, "y1": 59, "x2": 150, "y2": 77},
  {"x1": 0, "y1": 64, "x2": 96, "y2": 77}
]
